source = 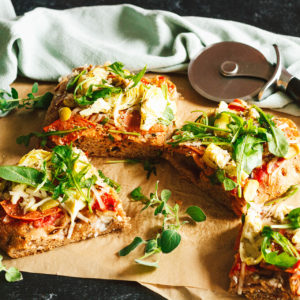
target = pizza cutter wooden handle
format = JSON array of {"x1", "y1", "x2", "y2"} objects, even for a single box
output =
[{"x1": 286, "y1": 77, "x2": 300, "y2": 103}]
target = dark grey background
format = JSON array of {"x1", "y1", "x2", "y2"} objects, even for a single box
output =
[{"x1": 2, "y1": 1, "x2": 300, "y2": 299}]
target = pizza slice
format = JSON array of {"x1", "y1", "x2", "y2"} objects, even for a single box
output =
[
  {"x1": 229, "y1": 187, "x2": 300, "y2": 299},
  {"x1": 0, "y1": 146, "x2": 128, "y2": 258},
  {"x1": 164, "y1": 99, "x2": 300, "y2": 216},
  {"x1": 43, "y1": 62, "x2": 178, "y2": 158}
]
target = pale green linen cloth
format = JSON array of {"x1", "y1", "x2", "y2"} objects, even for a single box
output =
[{"x1": 1, "y1": 1, "x2": 300, "y2": 115}]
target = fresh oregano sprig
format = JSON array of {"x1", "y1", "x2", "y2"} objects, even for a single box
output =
[
  {"x1": 0, "y1": 83, "x2": 53, "y2": 117},
  {"x1": 0, "y1": 255, "x2": 22, "y2": 282},
  {"x1": 105, "y1": 158, "x2": 159, "y2": 179},
  {"x1": 119, "y1": 182, "x2": 206, "y2": 267}
]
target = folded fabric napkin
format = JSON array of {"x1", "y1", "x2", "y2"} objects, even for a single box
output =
[{"x1": 1, "y1": 1, "x2": 300, "y2": 115}]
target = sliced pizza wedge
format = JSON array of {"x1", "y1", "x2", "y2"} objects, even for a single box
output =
[
  {"x1": 0, "y1": 146, "x2": 128, "y2": 258},
  {"x1": 229, "y1": 188, "x2": 300, "y2": 299},
  {"x1": 43, "y1": 62, "x2": 178, "y2": 158},
  {"x1": 164, "y1": 99, "x2": 300, "y2": 216}
]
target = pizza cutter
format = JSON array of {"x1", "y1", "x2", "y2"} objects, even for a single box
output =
[{"x1": 188, "y1": 41, "x2": 300, "y2": 104}]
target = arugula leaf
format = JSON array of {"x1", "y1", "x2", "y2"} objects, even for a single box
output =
[
  {"x1": 261, "y1": 226, "x2": 299, "y2": 268},
  {"x1": 131, "y1": 65, "x2": 147, "y2": 88},
  {"x1": 50, "y1": 145, "x2": 97, "y2": 211},
  {"x1": 287, "y1": 208, "x2": 300, "y2": 229},
  {"x1": 233, "y1": 134, "x2": 264, "y2": 197},
  {"x1": 266, "y1": 184, "x2": 299, "y2": 206},
  {"x1": 108, "y1": 62, "x2": 127, "y2": 78},
  {"x1": 161, "y1": 84, "x2": 168, "y2": 100},
  {"x1": 186, "y1": 206, "x2": 206, "y2": 222},
  {"x1": 0, "y1": 255, "x2": 22, "y2": 282},
  {"x1": 0, "y1": 166, "x2": 45, "y2": 187},
  {"x1": 223, "y1": 178, "x2": 238, "y2": 191},
  {"x1": 74, "y1": 85, "x2": 122, "y2": 106},
  {"x1": 263, "y1": 250, "x2": 298, "y2": 269},
  {"x1": 160, "y1": 229, "x2": 181, "y2": 253},
  {"x1": 108, "y1": 62, "x2": 147, "y2": 88},
  {"x1": 16, "y1": 127, "x2": 87, "y2": 147},
  {"x1": 215, "y1": 169, "x2": 237, "y2": 191},
  {"x1": 253, "y1": 105, "x2": 288, "y2": 157},
  {"x1": 98, "y1": 170, "x2": 121, "y2": 193},
  {"x1": 158, "y1": 106, "x2": 174, "y2": 126},
  {"x1": 119, "y1": 237, "x2": 144, "y2": 256},
  {"x1": 66, "y1": 70, "x2": 86, "y2": 92}
]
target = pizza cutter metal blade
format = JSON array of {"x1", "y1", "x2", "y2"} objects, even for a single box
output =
[{"x1": 188, "y1": 41, "x2": 300, "y2": 104}]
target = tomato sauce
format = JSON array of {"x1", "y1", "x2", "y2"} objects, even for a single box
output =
[
  {"x1": 92, "y1": 193, "x2": 117, "y2": 212},
  {"x1": 43, "y1": 115, "x2": 96, "y2": 145}
]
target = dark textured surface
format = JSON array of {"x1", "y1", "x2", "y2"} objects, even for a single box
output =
[
  {"x1": 11, "y1": 0, "x2": 300, "y2": 37},
  {"x1": 2, "y1": 1, "x2": 300, "y2": 299}
]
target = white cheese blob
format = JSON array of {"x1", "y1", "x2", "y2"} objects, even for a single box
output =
[
  {"x1": 80, "y1": 98, "x2": 111, "y2": 116},
  {"x1": 202, "y1": 143, "x2": 231, "y2": 169}
]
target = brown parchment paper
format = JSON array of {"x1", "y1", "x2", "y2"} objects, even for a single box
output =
[{"x1": 1, "y1": 75, "x2": 300, "y2": 299}]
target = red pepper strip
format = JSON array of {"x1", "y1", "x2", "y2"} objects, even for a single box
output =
[
  {"x1": 0, "y1": 200, "x2": 62, "y2": 221},
  {"x1": 43, "y1": 115, "x2": 96, "y2": 145},
  {"x1": 92, "y1": 193, "x2": 117, "y2": 212}
]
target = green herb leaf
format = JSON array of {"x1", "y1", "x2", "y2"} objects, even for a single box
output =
[
  {"x1": 266, "y1": 184, "x2": 299, "y2": 206},
  {"x1": 130, "y1": 187, "x2": 148, "y2": 202},
  {"x1": 119, "y1": 237, "x2": 144, "y2": 256},
  {"x1": 158, "y1": 106, "x2": 174, "y2": 126},
  {"x1": 5, "y1": 267, "x2": 23, "y2": 282},
  {"x1": 223, "y1": 178, "x2": 238, "y2": 191},
  {"x1": 161, "y1": 189, "x2": 171, "y2": 203},
  {"x1": 0, "y1": 84, "x2": 53, "y2": 116},
  {"x1": 131, "y1": 65, "x2": 147, "y2": 88},
  {"x1": 16, "y1": 127, "x2": 87, "y2": 146},
  {"x1": 134, "y1": 259, "x2": 159, "y2": 268},
  {"x1": 0, "y1": 255, "x2": 22, "y2": 282},
  {"x1": 186, "y1": 206, "x2": 206, "y2": 222},
  {"x1": 160, "y1": 230, "x2": 181, "y2": 253},
  {"x1": 66, "y1": 70, "x2": 86, "y2": 92},
  {"x1": 233, "y1": 134, "x2": 264, "y2": 196},
  {"x1": 0, "y1": 166, "x2": 45, "y2": 187},
  {"x1": 31, "y1": 92, "x2": 53, "y2": 109},
  {"x1": 31, "y1": 82, "x2": 39, "y2": 93},
  {"x1": 98, "y1": 170, "x2": 121, "y2": 193},
  {"x1": 287, "y1": 208, "x2": 300, "y2": 229},
  {"x1": 261, "y1": 226, "x2": 299, "y2": 269},
  {"x1": 215, "y1": 169, "x2": 237, "y2": 191},
  {"x1": 254, "y1": 105, "x2": 288, "y2": 157},
  {"x1": 161, "y1": 84, "x2": 168, "y2": 100},
  {"x1": 109, "y1": 62, "x2": 127, "y2": 78},
  {"x1": 145, "y1": 239, "x2": 158, "y2": 253}
]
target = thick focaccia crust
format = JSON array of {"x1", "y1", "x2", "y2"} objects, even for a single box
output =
[
  {"x1": 229, "y1": 257, "x2": 297, "y2": 300},
  {"x1": 0, "y1": 208, "x2": 129, "y2": 258},
  {"x1": 44, "y1": 70, "x2": 177, "y2": 159},
  {"x1": 163, "y1": 144, "x2": 300, "y2": 216}
]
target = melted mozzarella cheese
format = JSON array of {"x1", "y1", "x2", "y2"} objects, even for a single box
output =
[
  {"x1": 140, "y1": 86, "x2": 175, "y2": 131},
  {"x1": 202, "y1": 143, "x2": 231, "y2": 169}
]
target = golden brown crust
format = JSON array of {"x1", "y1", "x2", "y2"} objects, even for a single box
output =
[
  {"x1": 162, "y1": 150, "x2": 239, "y2": 214},
  {"x1": 44, "y1": 69, "x2": 178, "y2": 159},
  {"x1": 163, "y1": 145, "x2": 300, "y2": 216},
  {"x1": 229, "y1": 267, "x2": 295, "y2": 299},
  {"x1": 0, "y1": 210, "x2": 129, "y2": 258}
]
